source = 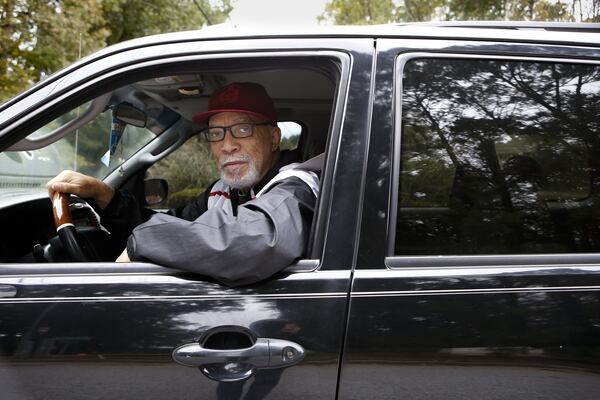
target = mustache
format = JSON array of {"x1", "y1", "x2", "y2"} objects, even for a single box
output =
[{"x1": 219, "y1": 154, "x2": 252, "y2": 169}]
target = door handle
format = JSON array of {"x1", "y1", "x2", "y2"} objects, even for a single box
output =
[{"x1": 172, "y1": 335, "x2": 305, "y2": 381}]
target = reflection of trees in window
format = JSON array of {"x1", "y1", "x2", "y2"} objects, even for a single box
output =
[
  {"x1": 403, "y1": 60, "x2": 600, "y2": 201},
  {"x1": 398, "y1": 59, "x2": 600, "y2": 255}
]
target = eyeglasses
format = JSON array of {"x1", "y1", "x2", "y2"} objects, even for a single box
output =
[{"x1": 201, "y1": 123, "x2": 272, "y2": 142}]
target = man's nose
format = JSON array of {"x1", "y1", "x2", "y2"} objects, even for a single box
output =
[{"x1": 219, "y1": 130, "x2": 240, "y2": 153}]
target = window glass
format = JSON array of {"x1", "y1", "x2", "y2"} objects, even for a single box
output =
[
  {"x1": 0, "y1": 103, "x2": 157, "y2": 192},
  {"x1": 279, "y1": 121, "x2": 302, "y2": 150},
  {"x1": 395, "y1": 59, "x2": 600, "y2": 256}
]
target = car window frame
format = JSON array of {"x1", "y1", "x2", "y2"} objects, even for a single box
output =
[
  {"x1": 0, "y1": 39, "x2": 365, "y2": 277},
  {"x1": 386, "y1": 51, "x2": 600, "y2": 268}
]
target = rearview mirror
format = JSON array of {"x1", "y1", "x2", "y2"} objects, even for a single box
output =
[{"x1": 114, "y1": 103, "x2": 147, "y2": 127}]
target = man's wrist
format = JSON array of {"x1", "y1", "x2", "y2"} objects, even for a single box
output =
[{"x1": 95, "y1": 183, "x2": 115, "y2": 209}]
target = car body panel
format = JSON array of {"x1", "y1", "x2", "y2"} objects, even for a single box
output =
[
  {"x1": 339, "y1": 37, "x2": 600, "y2": 399},
  {"x1": 339, "y1": 264, "x2": 600, "y2": 400},
  {"x1": 0, "y1": 265, "x2": 349, "y2": 399},
  {"x1": 0, "y1": 36, "x2": 375, "y2": 399}
]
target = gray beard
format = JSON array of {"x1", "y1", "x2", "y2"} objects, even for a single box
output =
[{"x1": 220, "y1": 162, "x2": 261, "y2": 190}]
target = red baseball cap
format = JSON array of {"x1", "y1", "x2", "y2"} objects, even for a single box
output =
[{"x1": 192, "y1": 82, "x2": 277, "y2": 125}]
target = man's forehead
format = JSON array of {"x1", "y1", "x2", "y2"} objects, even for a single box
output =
[{"x1": 209, "y1": 112, "x2": 257, "y2": 125}]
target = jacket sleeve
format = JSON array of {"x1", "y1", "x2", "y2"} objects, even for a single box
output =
[
  {"x1": 126, "y1": 177, "x2": 316, "y2": 287},
  {"x1": 96, "y1": 190, "x2": 147, "y2": 249},
  {"x1": 96, "y1": 183, "x2": 214, "y2": 248}
]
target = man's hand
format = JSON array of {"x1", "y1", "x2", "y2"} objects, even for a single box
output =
[
  {"x1": 47, "y1": 170, "x2": 115, "y2": 209},
  {"x1": 116, "y1": 248, "x2": 130, "y2": 262}
]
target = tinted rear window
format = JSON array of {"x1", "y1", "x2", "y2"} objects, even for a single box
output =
[{"x1": 395, "y1": 58, "x2": 600, "y2": 256}]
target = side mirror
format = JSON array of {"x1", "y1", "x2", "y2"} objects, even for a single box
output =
[
  {"x1": 114, "y1": 103, "x2": 147, "y2": 127},
  {"x1": 144, "y1": 178, "x2": 168, "y2": 206}
]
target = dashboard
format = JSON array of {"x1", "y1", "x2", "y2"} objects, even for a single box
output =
[{"x1": 0, "y1": 192, "x2": 116, "y2": 262}]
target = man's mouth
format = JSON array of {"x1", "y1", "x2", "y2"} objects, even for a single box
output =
[
  {"x1": 223, "y1": 160, "x2": 245, "y2": 167},
  {"x1": 222, "y1": 160, "x2": 247, "y2": 171},
  {"x1": 220, "y1": 156, "x2": 251, "y2": 175}
]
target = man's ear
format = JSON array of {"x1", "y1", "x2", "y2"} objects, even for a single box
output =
[{"x1": 271, "y1": 126, "x2": 281, "y2": 151}]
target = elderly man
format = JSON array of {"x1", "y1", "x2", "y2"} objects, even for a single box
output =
[{"x1": 47, "y1": 82, "x2": 319, "y2": 286}]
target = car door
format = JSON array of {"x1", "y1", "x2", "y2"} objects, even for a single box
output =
[
  {"x1": 339, "y1": 34, "x2": 600, "y2": 399},
  {"x1": 0, "y1": 35, "x2": 375, "y2": 400}
]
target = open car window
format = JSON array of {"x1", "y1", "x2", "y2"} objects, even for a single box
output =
[{"x1": 0, "y1": 54, "x2": 341, "y2": 265}]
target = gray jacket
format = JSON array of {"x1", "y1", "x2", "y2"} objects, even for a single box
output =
[{"x1": 118, "y1": 152, "x2": 321, "y2": 286}]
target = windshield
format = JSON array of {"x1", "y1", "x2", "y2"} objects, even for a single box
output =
[{"x1": 0, "y1": 103, "x2": 156, "y2": 192}]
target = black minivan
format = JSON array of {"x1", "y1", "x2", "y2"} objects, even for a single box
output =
[{"x1": 1, "y1": 22, "x2": 600, "y2": 399}]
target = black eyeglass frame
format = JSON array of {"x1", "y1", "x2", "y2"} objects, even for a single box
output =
[{"x1": 201, "y1": 122, "x2": 272, "y2": 142}]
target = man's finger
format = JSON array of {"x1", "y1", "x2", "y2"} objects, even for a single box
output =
[{"x1": 49, "y1": 182, "x2": 79, "y2": 195}]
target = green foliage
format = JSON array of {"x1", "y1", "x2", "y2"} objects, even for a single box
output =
[
  {"x1": 446, "y1": 0, "x2": 508, "y2": 20},
  {"x1": 321, "y1": 0, "x2": 590, "y2": 24},
  {"x1": 0, "y1": 0, "x2": 232, "y2": 102},
  {"x1": 528, "y1": 0, "x2": 573, "y2": 21},
  {"x1": 1, "y1": 0, "x2": 109, "y2": 101},
  {"x1": 401, "y1": 0, "x2": 446, "y2": 21},
  {"x1": 163, "y1": 186, "x2": 205, "y2": 209},
  {"x1": 447, "y1": 0, "x2": 574, "y2": 20},
  {"x1": 279, "y1": 134, "x2": 300, "y2": 151},
  {"x1": 319, "y1": 0, "x2": 399, "y2": 24},
  {"x1": 102, "y1": 0, "x2": 232, "y2": 45},
  {"x1": 147, "y1": 135, "x2": 219, "y2": 199}
]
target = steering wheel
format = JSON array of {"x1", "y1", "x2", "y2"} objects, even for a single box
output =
[{"x1": 52, "y1": 192, "x2": 89, "y2": 261}]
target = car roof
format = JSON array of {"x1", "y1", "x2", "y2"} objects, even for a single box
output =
[
  {"x1": 2, "y1": 21, "x2": 599, "y2": 116},
  {"x1": 107, "y1": 22, "x2": 600, "y2": 49},
  {"x1": 42, "y1": 21, "x2": 600, "y2": 84},
  {"x1": 36, "y1": 22, "x2": 597, "y2": 66}
]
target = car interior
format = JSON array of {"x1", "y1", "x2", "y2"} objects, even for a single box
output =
[{"x1": 0, "y1": 56, "x2": 341, "y2": 264}]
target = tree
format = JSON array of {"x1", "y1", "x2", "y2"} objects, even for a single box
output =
[
  {"x1": 1, "y1": 0, "x2": 108, "y2": 101},
  {"x1": 320, "y1": 0, "x2": 579, "y2": 24},
  {"x1": 446, "y1": 0, "x2": 510, "y2": 20},
  {"x1": 0, "y1": 0, "x2": 232, "y2": 103},
  {"x1": 401, "y1": 0, "x2": 446, "y2": 21},
  {"x1": 102, "y1": 0, "x2": 232, "y2": 45},
  {"x1": 447, "y1": 0, "x2": 573, "y2": 20},
  {"x1": 569, "y1": 0, "x2": 600, "y2": 21},
  {"x1": 318, "y1": 0, "x2": 401, "y2": 24}
]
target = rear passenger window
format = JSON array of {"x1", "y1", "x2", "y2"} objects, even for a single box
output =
[{"x1": 395, "y1": 58, "x2": 600, "y2": 256}]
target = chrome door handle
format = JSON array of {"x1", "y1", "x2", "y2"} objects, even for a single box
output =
[{"x1": 172, "y1": 337, "x2": 305, "y2": 381}]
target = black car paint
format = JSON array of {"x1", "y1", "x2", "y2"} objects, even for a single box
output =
[
  {"x1": 0, "y1": 27, "x2": 599, "y2": 399},
  {"x1": 0, "y1": 264, "x2": 349, "y2": 399},
  {"x1": 339, "y1": 38, "x2": 600, "y2": 399},
  {"x1": 0, "y1": 37, "x2": 371, "y2": 400}
]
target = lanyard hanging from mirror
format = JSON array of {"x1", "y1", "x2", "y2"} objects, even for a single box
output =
[{"x1": 101, "y1": 116, "x2": 126, "y2": 167}]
